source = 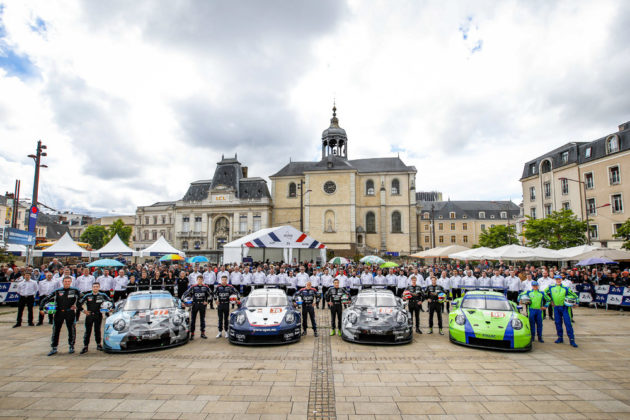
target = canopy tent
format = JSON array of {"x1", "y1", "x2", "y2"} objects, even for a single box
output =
[
  {"x1": 91, "y1": 234, "x2": 138, "y2": 257},
  {"x1": 5, "y1": 244, "x2": 26, "y2": 256},
  {"x1": 448, "y1": 247, "x2": 493, "y2": 260},
  {"x1": 140, "y1": 236, "x2": 185, "y2": 257},
  {"x1": 555, "y1": 245, "x2": 599, "y2": 259},
  {"x1": 563, "y1": 248, "x2": 630, "y2": 262},
  {"x1": 32, "y1": 233, "x2": 91, "y2": 257},
  {"x1": 222, "y1": 225, "x2": 326, "y2": 265},
  {"x1": 449, "y1": 245, "x2": 562, "y2": 261},
  {"x1": 410, "y1": 245, "x2": 470, "y2": 259}
]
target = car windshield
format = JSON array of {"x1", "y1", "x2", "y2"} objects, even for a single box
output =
[
  {"x1": 246, "y1": 295, "x2": 289, "y2": 307},
  {"x1": 123, "y1": 295, "x2": 174, "y2": 310},
  {"x1": 461, "y1": 295, "x2": 512, "y2": 311},
  {"x1": 355, "y1": 293, "x2": 397, "y2": 307}
]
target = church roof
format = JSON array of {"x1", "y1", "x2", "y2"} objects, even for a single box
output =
[{"x1": 271, "y1": 156, "x2": 416, "y2": 177}]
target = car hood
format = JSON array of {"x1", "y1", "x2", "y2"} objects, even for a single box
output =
[
  {"x1": 245, "y1": 306, "x2": 289, "y2": 326},
  {"x1": 350, "y1": 306, "x2": 402, "y2": 326},
  {"x1": 461, "y1": 308, "x2": 512, "y2": 327}
]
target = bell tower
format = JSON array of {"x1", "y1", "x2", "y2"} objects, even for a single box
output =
[{"x1": 321, "y1": 103, "x2": 348, "y2": 159}]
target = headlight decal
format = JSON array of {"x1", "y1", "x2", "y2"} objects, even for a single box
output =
[
  {"x1": 502, "y1": 315, "x2": 516, "y2": 349},
  {"x1": 113, "y1": 318, "x2": 127, "y2": 332},
  {"x1": 285, "y1": 312, "x2": 295, "y2": 324},
  {"x1": 236, "y1": 313, "x2": 246, "y2": 325},
  {"x1": 463, "y1": 311, "x2": 476, "y2": 344}
]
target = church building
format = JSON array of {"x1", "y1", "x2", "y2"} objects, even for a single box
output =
[{"x1": 270, "y1": 106, "x2": 418, "y2": 257}]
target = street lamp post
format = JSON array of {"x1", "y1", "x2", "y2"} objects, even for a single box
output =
[{"x1": 28, "y1": 140, "x2": 48, "y2": 212}]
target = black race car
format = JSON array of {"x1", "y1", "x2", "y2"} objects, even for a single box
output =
[{"x1": 341, "y1": 289, "x2": 412, "y2": 344}]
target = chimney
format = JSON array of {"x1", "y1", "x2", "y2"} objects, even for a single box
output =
[
  {"x1": 619, "y1": 121, "x2": 630, "y2": 132},
  {"x1": 242, "y1": 166, "x2": 248, "y2": 178}
]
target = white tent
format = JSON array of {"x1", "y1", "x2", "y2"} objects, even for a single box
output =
[
  {"x1": 448, "y1": 247, "x2": 493, "y2": 260},
  {"x1": 555, "y1": 245, "x2": 599, "y2": 259},
  {"x1": 32, "y1": 232, "x2": 91, "y2": 257},
  {"x1": 92, "y1": 234, "x2": 139, "y2": 257},
  {"x1": 411, "y1": 245, "x2": 470, "y2": 258},
  {"x1": 6, "y1": 244, "x2": 27, "y2": 256},
  {"x1": 222, "y1": 225, "x2": 326, "y2": 265},
  {"x1": 563, "y1": 247, "x2": 630, "y2": 261},
  {"x1": 140, "y1": 236, "x2": 185, "y2": 257}
]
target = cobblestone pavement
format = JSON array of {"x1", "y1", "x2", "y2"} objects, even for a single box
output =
[{"x1": 1, "y1": 305, "x2": 630, "y2": 419}]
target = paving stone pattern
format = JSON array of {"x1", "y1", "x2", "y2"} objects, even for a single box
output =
[{"x1": 1, "y1": 306, "x2": 630, "y2": 419}]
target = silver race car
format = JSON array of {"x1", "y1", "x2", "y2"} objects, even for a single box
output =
[
  {"x1": 228, "y1": 288, "x2": 302, "y2": 345},
  {"x1": 103, "y1": 291, "x2": 190, "y2": 352},
  {"x1": 341, "y1": 289, "x2": 412, "y2": 344}
]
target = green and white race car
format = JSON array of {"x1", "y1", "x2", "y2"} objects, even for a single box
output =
[{"x1": 449, "y1": 290, "x2": 532, "y2": 351}]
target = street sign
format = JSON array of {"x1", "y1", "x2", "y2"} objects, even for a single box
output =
[
  {"x1": 5, "y1": 227, "x2": 36, "y2": 246},
  {"x1": 28, "y1": 205, "x2": 38, "y2": 232}
]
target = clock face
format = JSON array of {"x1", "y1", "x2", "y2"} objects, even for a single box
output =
[{"x1": 324, "y1": 181, "x2": 336, "y2": 194}]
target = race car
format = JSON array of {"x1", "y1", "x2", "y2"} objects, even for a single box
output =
[
  {"x1": 228, "y1": 288, "x2": 302, "y2": 345},
  {"x1": 449, "y1": 290, "x2": 531, "y2": 351},
  {"x1": 341, "y1": 289, "x2": 412, "y2": 344},
  {"x1": 103, "y1": 291, "x2": 190, "y2": 352}
]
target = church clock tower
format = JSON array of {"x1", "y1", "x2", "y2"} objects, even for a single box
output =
[{"x1": 321, "y1": 104, "x2": 348, "y2": 159}]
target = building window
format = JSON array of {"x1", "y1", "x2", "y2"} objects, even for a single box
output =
[
  {"x1": 530, "y1": 207, "x2": 537, "y2": 219},
  {"x1": 609, "y1": 166, "x2": 621, "y2": 185},
  {"x1": 462, "y1": 223, "x2": 468, "y2": 230},
  {"x1": 325, "y1": 210, "x2": 336, "y2": 232},
  {"x1": 194, "y1": 216, "x2": 202, "y2": 232},
  {"x1": 449, "y1": 212, "x2": 456, "y2": 219},
  {"x1": 161, "y1": 215, "x2": 166, "y2": 224},
  {"x1": 529, "y1": 163, "x2": 536, "y2": 175},
  {"x1": 153, "y1": 216, "x2": 157, "y2": 224},
  {"x1": 144, "y1": 231, "x2": 148, "y2": 241},
  {"x1": 194, "y1": 241, "x2": 201, "y2": 250},
  {"x1": 182, "y1": 240, "x2": 189, "y2": 250},
  {"x1": 450, "y1": 222, "x2": 455, "y2": 230},
  {"x1": 589, "y1": 225, "x2": 599, "y2": 239},
  {"x1": 614, "y1": 223, "x2": 623, "y2": 235},
  {"x1": 462, "y1": 215, "x2": 468, "y2": 219},
  {"x1": 424, "y1": 236, "x2": 429, "y2": 243},
  {"x1": 544, "y1": 182, "x2": 551, "y2": 198},
  {"x1": 438, "y1": 223, "x2": 443, "y2": 231},
  {"x1": 182, "y1": 216, "x2": 190, "y2": 232},
  {"x1": 541, "y1": 160, "x2": 552, "y2": 173},
  {"x1": 530, "y1": 186, "x2": 536, "y2": 201},
  {"x1": 500, "y1": 211, "x2": 507, "y2": 219},
  {"x1": 479, "y1": 211, "x2": 485, "y2": 219},
  {"x1": 439, "y1": 235, "x2": 444, "y2": 244},
  {"x1": 490, "y1": 214, "x2": 495, "y2": 219},
  {"x1": 438, "y1": 215, "x2": 443, "y2": 219},
  {"x1": 391, "y1": 211, "x2": 402, "y2": 233},
  {"x1": 562, "y1": 202, "x2": 570, "y2": 211},
  {"x1": 253, "y1": 214, "x2": 262, "y2": 231},
  {"x1": 450, "y1": 235, "x2": 456, "y2": 243},
  {"x1": 366, "y1": 212, "x2": 376, "y2": 233},
  {"x1": 366, "y1": 179, "x2": 375, "y2": 196},
  {"x1": 612, "y1": 194, "x2": 623, "y2": 213},
  {"x1": 423, "y1": 212, "x2": 429, "y2": 219},
  {"x1": 145, "y1": 216, "x2": 149, "y2": 225},
  {"x1": 584, "y1": 172, "x2": 594, "y2": 189},
  {"x1": 152, "y1": 230, "x2": 157, "y2": 240},
  {"x1": 239, "y1": 215, "x2": 247, "y2": 233},
  {"x1": 481, "y1": 224, "x2": 486, "y2": 231},
  {"x1": 424, "y1": 224, "x2": 429, "y2": 230},
  {"x1": 561, "y1": 151, "x2": 569, "y2": 164},
  {"x1": 544, "y1": 204, "x2": 552, "y2": 216},
  {"x1": 607, "y1": 136, "x2": 619, "y2": 154},
  {"x1": 288, "y1": 183, "x2": 297, "y2": 198},
  {"x1": 463, "y1": 235, "x2": 468, "y2": 243},
  {"x1": 159, "y1": 230, "x2": 165, "y2": 238},
  {"x1": 585, "y1": 147, "x2": 592, "y2": 158},
  {"x1": 560, "y1": 178, "x2": 569, "y2": 195},
  {"x1": 587, "y1": 198, "x2": 596, "y2": 215},
  {"x1": 391, "y1": 179, "x2": 400, "y2": 195}
]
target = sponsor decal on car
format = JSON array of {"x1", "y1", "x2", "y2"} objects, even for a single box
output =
[
  {"x1": 490, "y1": 312, "x2": 506, "y2": 318},
  {"x1": 269, "y1": 308, "x2": 283, "y2": 313}
]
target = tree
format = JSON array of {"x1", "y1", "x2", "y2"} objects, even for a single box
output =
[
  {"x1": 80, "y1": 225, "x2": 108, "y2": 250},
  {"x1": 613, "y1": 218, "x2": 630, "y2": 250},
  {"x1": 478, "y1": 225, "x2": 519, "y2": 248},
  {"x1": 107, "y1": 218, "x2": 132, "y2": 245},
  {"x1": 522, "y1": 209, "x2": 587, "y2": 250}
]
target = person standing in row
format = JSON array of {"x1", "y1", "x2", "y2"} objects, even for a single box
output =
[
  {"x1": 425, "y1": 276, "x2": 445, "y2": 335},
  {"x1": 176, "y1": 271, "x2": 189, "y2": 298},
  {"x1": 253, "y1": 266, "x2": 266, "y2": 289},
  {"x1": 182, "y1": 275, "x2": 212, "y2": 340},
  {"x1": 519, "y1": 281, "x2": 549, "y2": 343},
  {"x1": 214, "y1": 275, "x2": 239, "y2": 338},
  {"x1": 295, "y1": 281, "x2": 319, "y2": 337},
  {"x1": 325, "y1": 279, "x2": 345, "y2": 336},
  {"x1": 39, "y1": 276, "x2": 81, "y2": 356},
  {"x1": 78, "y1": 282, "x2": 112, "y2": 354},
  {"x1": 546, "y1": 276, "x2": 579, "y2": 347},
  {"x1": 361, "y1": 268, "x2": 373, "y2": 289},
  {"x1": 14, "y1": 272, "x2": 38, "y2": 328},
  {"x1": 37, "y1": 272, "x2": 58, "y2": 325},
  {"x1": 405, "y1": 276, "x2": 424, "y2": 334}
]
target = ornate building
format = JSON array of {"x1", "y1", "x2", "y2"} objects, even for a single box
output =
[
  {"x1": 135, "y1": 156, "x2": 272, "y2": 261},
  {"x1": 270, "y1": 106, "x2": 418, "y2": 257}
]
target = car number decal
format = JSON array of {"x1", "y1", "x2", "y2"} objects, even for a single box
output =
[
  {"x1": 490, "y1": 312, "x2": 505, "y2": 318},
  {"x1": 269, "y1": 308, "x2": 283, "y2": 313},
  {"x1": 378, "y1": 308, "x2": 393, "y2": 314},
  {"x1": 154, "y1": 310, "x2": 169, "y2": 315}
]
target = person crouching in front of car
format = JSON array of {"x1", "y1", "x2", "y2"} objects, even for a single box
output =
[
  {"x1": 181, "y1": 275, "x2": 212, "y2": 340},
  {"x1": 325, "y1": 279, "x2": 344, "y2": 336},
  {"x1": 214, "y1": 275, "x2": 239, "y2": 338},
  {"x1": 78, "y1": 282, "x2": 112, "y2": 354}
]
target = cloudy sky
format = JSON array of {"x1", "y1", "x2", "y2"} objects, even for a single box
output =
[{"x1": 1, "y1": 0, "x2": 629, "y2": 216}]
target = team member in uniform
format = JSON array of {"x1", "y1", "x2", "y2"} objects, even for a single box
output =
[
  {"x1": 241, "y1": 266, "x2": 253, "y2": 297},
  {"x1": 386, "y1": 269, "x2": 398, "y2": 294},
  {"x1": 506, "y1": 270, "x2": 521, "y2": 303},
  {"x1": 438, "y1": 271, "x2": 451, "y2": 313},
  {"x1": 230, "y1": 267, "x2": 243, "y2": 305},
  {"x1": 285, "y1": 270, "x2": 297, "y2": 297},
  {"x1": 266, "y1": 268, "x2": 279, "y2": 288},
  {"x1": 39, "y1": 276, "x2": 81, "y2": 356},
  {"x1": 545, "y1": 275, "x2": 579, "y2": 347},
  {"x1": 126, "y1": 275, "x2": 139, "y2": 295},
  {"x1": 181, "y1": 275, "x2": 212, "y2": 340},
  {"x1": 360, "y1": 268, "x2": 373, "y2": 289},
  {"x1": 325, "y1": 279, "x2": 345, "y2": 336},
  {"x1": 320, "y1": 269, "x2": 333, "y2": 309},
  {"x1": 14, "y1": 272, "x2": 38, "y2": 327},
  {"x1": 214, "y1": 275, "x2": 239, "y2": 338},
  {"x1": 97, "y1": 269, "x2": 115, "y2": 298},
  {"x1": 252, "y1": 266, "x2": 266, "y2": 289},
  {"x1": 519, "y1": 281, "x2": 549, "y2": 343},
  {"x1": 349, "y1": 270, "x2": 361, "y2": 296},
  {"x1": 37, "y1": 272, "x2": 58, "y2": 325},
  {"x1": 425, "y1": 276, "x2": 446, "y2": 335},
  {"x1": 203, "y1": 267, "x2": 217, "y2": 306},
  {"x1": 295, "y1": 281, "x2": 319, "y2": 336},
  {"x1": 450, "y1": 270, "x2": 462, "y2": 299},
  {"x1": 113, "y1": 270, "x2": 129, "y2": 301},
  {"x1": 373, "y1": 269, "x2": 387, "y2": 289},
  {"x1": 396, "y1": 270, "x2": 409, "y2": 297},
  {"x1": 176, "y1": 271, "x2": 189, "y2": 298},
  {"x1": 78, "y1": 282, "x2": 112, "y2": 353},
  {"x1": 490, "y1": 270, "x2": 506, "y2": 293},
  {"x1": 478, "y1": 271, "x2": 491, "y2": 289},
  {"x1": 405, "y1": 276, "x2": 424, "y2": 333},
  {"x1": 138, "y1": 271, "x2": 151, "y2": 291},
  {"x1": 296, "y1": 266, "x2": 309, "y2": 290}
]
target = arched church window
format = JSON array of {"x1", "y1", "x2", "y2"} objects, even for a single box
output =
[
  {"x1": 366, "y1": 212, "x2": 376, "y2": 233},
  {"x1": 366, "y1": 179, "x2": 375, "y2": 196},
  {"x1": 324, "y1": 210, "x2": 335, "y2": 232},
  {"x1": 391, "y1": 179, "x2": 400, "y2": 195},
  {"x1": 391, "y1": 211, "x2": 402, "y2": 233},
  {"x1": 288, "y1": 182, "x2": 297, "y2": 198}
]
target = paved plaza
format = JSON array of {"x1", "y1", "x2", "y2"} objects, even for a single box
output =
[{"x1": 1, "y1": 306, "x2": 630, "y2": 419}]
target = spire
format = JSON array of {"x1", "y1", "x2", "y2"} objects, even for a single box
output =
[
  {"x1": 330, "y1": 100, "x2": 339, "y2": 128},
  {"x1": 321, "y1": 100, "x2": 347, "y2": 159}
]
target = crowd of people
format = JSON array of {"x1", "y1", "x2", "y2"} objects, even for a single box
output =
[{"x1": 2, "y1": 256, "x2": 629, "y2": 355}]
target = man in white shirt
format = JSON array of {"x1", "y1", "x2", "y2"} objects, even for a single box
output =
[
  {"x1": 230, "y1": 267, "x2": 243, "y2": 293},
  {"x1": 96, "y1": 270, "x2": 115, "y2": 297},
  {"x1": 450, "y1": 270, "x2": 462, "y2": 299},
  {"x1": 253, "y1": 266, "x2": 267, "y2": 289},
  {"x1": 75, "y1": 268, "x2": 95, "y2": 293},
  {"x1": 189, "y1": 266, "x2": 202, "y2": 286},
  {"x1": 386, "y1": 269, "x2": 398, "y2": 293},
  {"x1": 241, "y1": 266, "x2": 252, "y2": 296},
  {"x1": 373, "y1": 269, "x2": 387, "y2": 289},
  {"x1": 505, "y1": 270, "x2": 522, "y2": 302},
  {"x1": 320, "y1": 268, "x2": 333, "y2": 308},
  {"x1": 336, "y1": 270, "x2": 349, "y2": 290},
  {"x1": 478, "y1": 272, "x2": 491, "y2": 288},
  {"x1": 14, "y1": 272, "x2": 38, "y2": 327},
  {"x1": 461, "y1": 270, "x2": 478, "y2": 290},
  {"x1": 360, "y1": 269, "x2": 374, "y2": 289},
  {"x1": 266, "y1": 268, "x2": 279, "y2": 288},
  {"x1": 295, "y1": 266, "x2": 310, "y2": 289},
  {"x1": 396, "y1": 272, "x2": 409, "y2": 297},
  {"x1": 490, "y1": 269, "x2": 506, "y2": 292},
  {"x1": 113, "y1": 270, "x2": 129, "y2": 301},
  {"x1": 37, "y1": 272, "x2": 58, "y2": 325},
  {"x1": 349, "y1": 270, "x2": 362, "y2": 296},
  {"x1": 285, "y1": 270, "x2": 297, "y2": 296}
]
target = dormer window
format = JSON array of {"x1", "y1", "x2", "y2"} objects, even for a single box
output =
[{"x1": 607, "y1": 135, "x2": 619, "y2": 154}]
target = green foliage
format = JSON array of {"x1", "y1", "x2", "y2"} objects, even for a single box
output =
[
  {"x1": 107, "y1": 219, "x2": 132, "y2": 245},
  {"x1": 522, "y1": 209, "x2": 587, "y2": 250},
  {"x1": 0, "y1": 246, "x2": 12, "y2": 263},
  {"x1": 478, "y1": 225, "x2": 519, "y2": 248},
  {"x1": 80, "y1": 225, "x2": 108, "y2": 250},
  {"x1": 613, "y1": 218, "x2": 630, "y2": 250}
]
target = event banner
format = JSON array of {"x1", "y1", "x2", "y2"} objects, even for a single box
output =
[
  {"x1": 0, "y1": 282, "x2": 20, "y2": 303},
  {"x1": 592, "y1": 285, "x2": 630, "y2": 306}
]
